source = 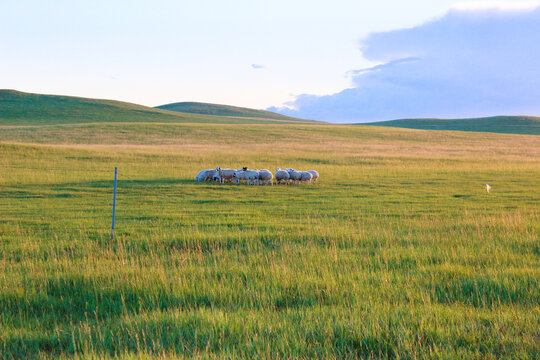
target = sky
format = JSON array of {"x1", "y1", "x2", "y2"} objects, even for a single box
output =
[{"x1": 1, "y1": 1, "x2": 539, "y2": 122}]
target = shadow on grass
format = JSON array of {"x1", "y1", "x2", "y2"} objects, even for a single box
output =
[
  {"x1": 0, "y1": 273, "x2": 355, "y2": 358},
  {"x1": 52, "y1": 178, "x2": 197, "y2": 191},
  {"x1": 0, "y1": 275, "x2": 218, "y2": 357},
  {"x1": 428, "y1": 275, "x2": 539, "y2": 308}
]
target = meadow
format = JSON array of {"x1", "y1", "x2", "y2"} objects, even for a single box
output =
[
  {"x1": 361, "y1": 116, "x2": 540, "y2": 135},
  {"x1": 0, "y1": 123, "x2": 539, "y2": 359}
]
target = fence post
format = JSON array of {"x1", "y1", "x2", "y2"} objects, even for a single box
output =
[{"x1": 111, "y1": 167, "x2": 117, "y2": 240}]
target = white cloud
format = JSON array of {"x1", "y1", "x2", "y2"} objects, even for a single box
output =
[{"x1": 269, "y1": 6, "x2": 540, "y2": 122}]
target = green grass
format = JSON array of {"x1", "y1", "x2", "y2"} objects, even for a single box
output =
[
  {"x1": 359, "y1": 116, "x2": 540, "y2": 135},
  {"x1": 0, "y1": 123, "x2": 539, "y2": 359},
  {"x1": 0, "y1": 90, "x2": 320, "y2": 126},
  {"x1": 155, "y1": 101, "x2": 310, "y2": 122}
]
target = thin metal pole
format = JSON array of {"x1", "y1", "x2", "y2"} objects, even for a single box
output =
[{"x1": 111, "y1": 167, "x2": 117, "y2": 240}]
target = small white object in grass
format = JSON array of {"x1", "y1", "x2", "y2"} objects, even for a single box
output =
[{"x1": 486, "y1": 184, "x2": 491, "y2": 193}]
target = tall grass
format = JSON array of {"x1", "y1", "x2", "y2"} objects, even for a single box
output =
[
  {"x1": 0, "y1": 124, "x2": 538, "y2": 358},
  {"x1": 361, "y1": 116, "x2": 540, "y2": 135}
]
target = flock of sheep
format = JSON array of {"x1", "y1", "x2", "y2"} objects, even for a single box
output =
[{"x1": 195, "y1": 167, "x2": 319, "y2": 185}]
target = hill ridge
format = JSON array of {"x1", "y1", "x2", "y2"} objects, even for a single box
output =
[
  {"x1": 0, "y1": 90, "x2": 319, "y2": 126},
  {"x1": 155, "y1": 101, "x2": 307, "y2": 122},
  {"x1": 359, "y1": 115, "x2": 540, "y2": 135}
]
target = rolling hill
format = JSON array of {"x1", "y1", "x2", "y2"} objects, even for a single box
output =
[
  {"x1": 359, "y1": 116, "x2": 540, "y2": 135},
  {"x1": 0, "y1": 90, "x2": 320, "y2": 126},
  {"x1": 3, "y1": 90, "x2": 538, "y2": 133},
  {"x1": 155, "y1": 101, "x2": 305, "y2": 122}
]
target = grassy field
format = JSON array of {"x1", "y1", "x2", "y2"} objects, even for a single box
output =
[
  {"x1": 360, "y1": 116, "x2": 540, "y2": 135},
  {"x1": 0, "y1": 123, "x2": 539, "y2": 359},
  {"x1": 155, "y1": 101, "x2": 307, "y2": 122}
]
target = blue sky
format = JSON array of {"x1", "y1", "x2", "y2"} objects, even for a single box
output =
[{"x1": 1, "y1": 1, "x2": 539, "y2": 122}]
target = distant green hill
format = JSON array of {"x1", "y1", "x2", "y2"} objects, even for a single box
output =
[
  {"x1": 359, "y1": 116, "x2": 540, "y2": 135},
  {"x1": 155, "y1": 101, "x2": 311, "y2": 122},
  {"x1": 0, "y1": 90, "x2": 318, "y2": 125}
]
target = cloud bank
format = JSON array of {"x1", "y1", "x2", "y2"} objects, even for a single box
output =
[{"x1": 269, "y1": 6, "x2": 540, "y2": 123}]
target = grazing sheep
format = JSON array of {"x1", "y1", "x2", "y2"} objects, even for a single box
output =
[
  {"x1": 307, "y1": 170, "x2": 319, "y2": 183},
  {"x1": 299, "y1": 171, "x2": 313, "y2": 184},
  {"x1": 215, "y1": 166, "x2": 236, "y2": 183},
  {"x1": 195, "y1": 169, "x2": 216, "y2": 182},
  {"x1": 233, "y1": 169, "x2": 247, "y2": 184},
  {"x1": 244, "y1": 170, "x2": 260, "y2": 185},
  {"x1": 288, "y1": 169, "x2": 302, "y2": 184},
  {"x1": 232, "y1": 167, "x2": 259, "y2": 185},
  {"x1": 233, "y1": 167, "x2": 258, "y2": 184},
  {"x1": 275, "y1": 168, "x2": 290, "y2": 184},
  {"x1": 258, "y1": 169, "x2": 273, "y2": 185},
  {"x1": 198, "y1": 166, "x2": 314, "y2": 186},
  {"x1": 486, "y1": 184, "x2": 491, "y2": 193}
]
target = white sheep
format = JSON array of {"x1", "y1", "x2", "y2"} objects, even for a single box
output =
[
  {"x1": 299, "y1": 171, "x2": 313, "y2": 184},
  {"x1": 275, "y1": 168, "x2": 290, "y2": 184},
  {"x1": 233, "y1": 169, "x2": 247, "y2": 184},
  {"x1": 307, "y1": 170, "x2": 319, "y2": 183},
  {"x1": 287, "y1": 169, "x2": 301, "y2": 184},
  {"x1": 244, "y1": 170, "x2": 260, "y2": 185},
  {"x1": 215, "y1": 166, "x2": 236, "y2": 183},
  {"x1": 233, "y1": 167, "x2": 259, "y2": 185},
  {"x1": 486, "y1": 184, "x2": 491, "y2": 193},
  {"x1": 195, "y1": 169, "x2": 216, "y2": 182},
  {"x1": 258, "y1": 169, "x2": 273, "y2": 185}
]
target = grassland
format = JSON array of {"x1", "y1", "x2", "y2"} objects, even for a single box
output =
[
  {"x1": 360, "y1": 116, "x2": 540, "y2": 135},
  {"x1": 0, "y1": 122, "x2": 539, "y2": 359},
  {"x1": 0, "y1": 90, "x2": 320, "y2": 126},
  {"x1": 155, "y1": 101, "x2": 306, "y2": 122}
]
